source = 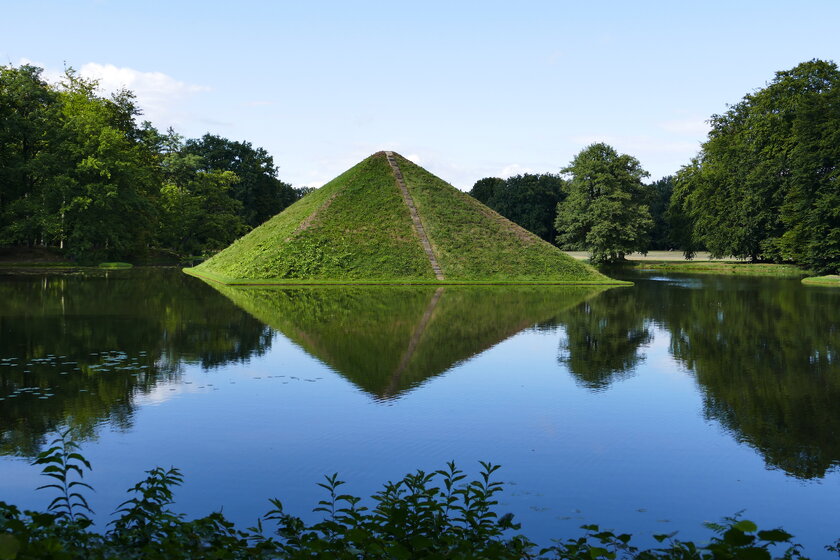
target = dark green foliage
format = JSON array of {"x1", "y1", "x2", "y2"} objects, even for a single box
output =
[
  {"x1": 468, "y1": 174, "x2": 566, "y2": 242},
  {"x1": 0, "y1": 269, "x2": 273, "y2": 458},
  {"x1": 0, "y1": 63, "x2": 298, "y2": 262},
  {"x1": 556, "y1": 290, "x2": 652, "y2": 390},
  {"x1": 645, "y1": 176, "x2": 674, "y2": 250},
  {"x1": 0, "y1": 65, "x2": 62, "y2": 247},
  {"x1": 156, "y1": 132, "x2": 249, "y2": 256},
  {"x1": 0, "y1": 441, "x2": 831, "y2": 559},
  {"x1": 670, "y1": 59, "x2": 840, "y2": 272},
  {"x1": 666, "y1": 161, "x2": 706, "y2": 259},
  {"x1": 555, "y1": 143, "x2": 653, "y2": 263},
  {"x1": 469, "y1": 177, "x2": 505, "y2": 205},
  {"x1": 109, "y1": 467, "x2": 185, "y2": 549},
  {"x1": 183, "y1": 134, "x2": 299, "y2": 228}
]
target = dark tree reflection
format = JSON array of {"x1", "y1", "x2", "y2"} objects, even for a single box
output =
[
  {"x1": 0, "y1": 269, "x2": 272, "y2": 456},
  {"x1": 556, "y1": 274, "x2": 840, "y2": 479},
  {"x1": 555, "y1": 289, "x2": 652, "y2": 390}
]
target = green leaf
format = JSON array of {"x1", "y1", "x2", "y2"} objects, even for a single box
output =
[
  {"x1": 757, "y1": 528, "x2": 793, "y2": 542},
  {"x1": 723, "y1": 527, "x2": 755, "y2": 546},
  {"x1": 733, "y1": 519, "x2": 758, "y2": 533},
  {"x1": 735, "y1": 548, "x2": 771, "y2": 560},
  {"x1": 0, "y1": 535, "x2": 20, "y2": 560}
]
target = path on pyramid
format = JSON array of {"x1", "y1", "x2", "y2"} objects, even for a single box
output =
[
  {"x1": 385, "y1": 151, "x2": 445, "y2": 280},
  {"x1": 184, "y1": 151, "x2": 624, "y2": 284}
]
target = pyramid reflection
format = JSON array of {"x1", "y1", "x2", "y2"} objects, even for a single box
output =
[{"x1": 207, "y1": 284, "x2": 605, "y2": 399}]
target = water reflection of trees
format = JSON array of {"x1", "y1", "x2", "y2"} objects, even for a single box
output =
[
  {"x1": 555, "y1": 289, "x2": 651, "y2": 390},
  {"x1": 4, "y1": 269, "x2": 838, "y2": 480},
  {"x1": 554, "y1": 275, "x2": 840, "y2": 479},
  {"x1": 0, "y1": 269, "x2": 272, "y2": 456}
]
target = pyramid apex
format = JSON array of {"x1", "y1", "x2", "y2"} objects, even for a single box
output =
[{"x1": 187, "y1": 151, "x2": 616, "y2": 285}]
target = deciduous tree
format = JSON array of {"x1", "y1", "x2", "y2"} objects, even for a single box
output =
[
  {"x1": 555, "y1": 143, "x2": 652, "y2": 263},
  {"x1": 670, "y1": 59, "x2": 840, "y2": 272}
]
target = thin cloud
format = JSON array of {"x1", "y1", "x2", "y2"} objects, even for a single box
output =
[
  {"x1": 498, "y1": 163, "x2": 534, "y2": 178},
  {"x1": 78, "y1": 62, "x2": 210, "y2": 126}
]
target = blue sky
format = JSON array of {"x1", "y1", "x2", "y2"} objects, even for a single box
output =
[{"x1": 3, "y1": 0, "x2": 838, "y2": 189}]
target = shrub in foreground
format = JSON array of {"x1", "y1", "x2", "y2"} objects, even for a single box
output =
[{"x1": 0, "y1": 430, "x2": 836, "y2": 559}]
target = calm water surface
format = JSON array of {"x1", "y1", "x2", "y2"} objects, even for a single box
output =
[{"x1": 0, "y1": 268, "x2": 837, "y2": 551}]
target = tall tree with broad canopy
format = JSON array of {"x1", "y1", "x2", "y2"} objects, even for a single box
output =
[
  {"x1": 670, "y1": 59, "x2": 840, "y2": 272},
  {"x1": 555, "y1": 143, "x2": 652, "y2": 263},
  {"x1": 0, "y1": 64, "x2": 62, "y2": 246}
]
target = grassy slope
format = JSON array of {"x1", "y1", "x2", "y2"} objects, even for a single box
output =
[
  {"x1": 396, "y1": 154, "x2": 610, "y2": 282},
  {"x1": 193, "y1": 154, "x2": 434, "y2": 281},
  {"x1": 189, "y1": 152, "x2": 621, "y2": 284}
]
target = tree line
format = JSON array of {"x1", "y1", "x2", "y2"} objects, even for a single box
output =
[
  {"x1": 470, "y1": 59, "x2": 839, "y2": 273},
  {"x1": 0, "y1": 64, "x2": 306, "y2": 262}
]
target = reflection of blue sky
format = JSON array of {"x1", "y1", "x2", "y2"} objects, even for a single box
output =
[
  {"x1": 3, "y1": 1, "x2": 839, "y2": 188},
  {"x1": 645, "y1": 276, "x2": 704, "y2": 289},
  {"x1": 3, "y1": 324, "x2": 838, "y2": 551}
]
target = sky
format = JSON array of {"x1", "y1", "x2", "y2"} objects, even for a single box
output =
[{"x1": 3, "y1": 0, "x2": 839, "y2": 189}]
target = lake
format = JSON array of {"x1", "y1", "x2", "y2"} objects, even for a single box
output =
[{"x1": 0, "y1": 268, "x2": 837, "y2": 552}]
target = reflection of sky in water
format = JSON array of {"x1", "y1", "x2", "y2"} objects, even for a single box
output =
[
  {"x1": 0, "y1": 272, "x2": 838, "y2": 554},
  {"x1": 644, "y1": 276, "x2": 704, "y2": 289},
  {"x1": 0, "y1": 326, "x2": 836, "y2": 552}
]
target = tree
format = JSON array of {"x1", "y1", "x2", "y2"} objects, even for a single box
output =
[
  {"x1": 779, "y1": 67, "x2": 840, "y2": 273},
  {"x1": 469, "y1": 177, "x2": 505, "y2": 205},
  {"x1": 670, "y1": 59, "x2": 840, "y2": 272},
  {"x1": 0, "y1": 64, "x2": 62, "y2": 246},
  {"x1": 468, "y1": 174, "x2": 565, "y2": 242},
  {"x1": 156, "y1": 140, "x2": 248, "y2": 256},
  {"x1": 645, "y1": 175, "x2": 674, "y2": 250},
  {"x1": 555, "y1": 143, "x2": 652, "y2": 263},
  {"x1": 52, "y1": 69, "x2": 159, "y2": 261},
  {"x1": 0, "y1": 63, "x2": 300, "y2": 262},
  {"x1": 182, "y1": 134, "x2": 298, "y2": 227}
]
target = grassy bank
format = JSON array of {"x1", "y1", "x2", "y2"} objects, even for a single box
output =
[
  {"x1": 628, "y1": 261, "x2": 807, "y2": 277},
  {"x1": 802, "y1": 275, "x2": 840, "y2": 287},
  {"x1": 565, "y1": 250, "x2": 810, "y2": 277},
  {"x1": 183, "y1": 267, "x2": 628, "y2": 286}
]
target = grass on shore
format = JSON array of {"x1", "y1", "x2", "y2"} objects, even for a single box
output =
[
  {"x1": 802, "y1": 274, "x2": 840, "y2": 286},
  {"x1": 615, "y1": 260, "x2": 807, "y2": 277},
  {"x1": 98, "y1": 262, "x2": 133, "y2": 269},
  {"x1": 184, "y1": 267, "x2": 627, "y2": 286}
]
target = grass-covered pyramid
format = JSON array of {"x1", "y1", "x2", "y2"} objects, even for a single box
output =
[{"x1": 185, "y1": 151, "x2": 619, "y2": 284}]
